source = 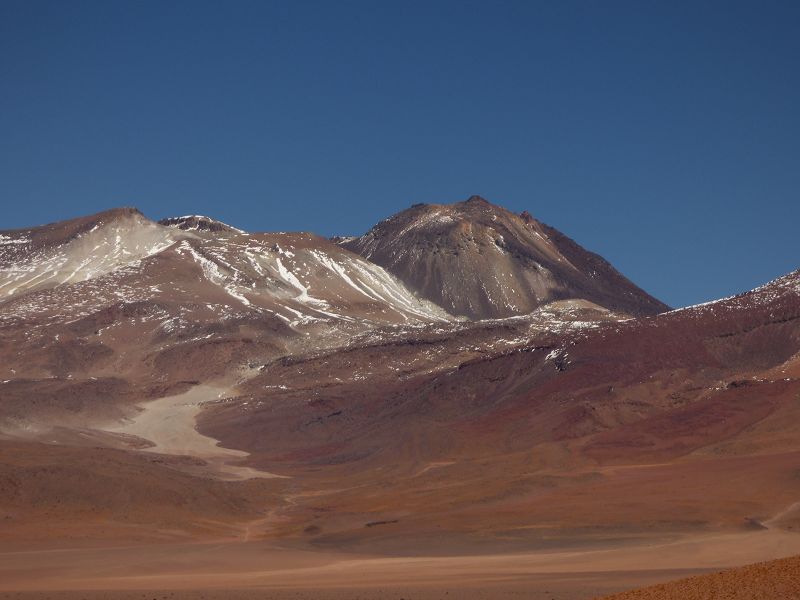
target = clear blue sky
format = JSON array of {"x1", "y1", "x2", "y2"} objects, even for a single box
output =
[{"x1": 1, "y1": 0, "x2": 798, "y2": 308}]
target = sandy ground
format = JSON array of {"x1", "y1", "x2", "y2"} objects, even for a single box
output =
[
  {"x1": 106, "y1": 385, "x2": 281, "y2": 480},
  {"x1": 2, "y1": 529, "x2": 799, "y2": 599}
]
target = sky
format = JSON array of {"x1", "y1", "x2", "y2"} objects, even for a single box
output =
[{"x1": 1, "y1": 0, "x2": 798, "y2": 308}]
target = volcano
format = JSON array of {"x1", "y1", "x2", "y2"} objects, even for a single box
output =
[{"x1": 341, "y1": 195, "x2": 669, "y2": 319}]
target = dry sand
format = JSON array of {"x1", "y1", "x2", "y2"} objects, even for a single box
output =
[{"x1": 2, "y1": 529, "x2": 799, "y2": 599}]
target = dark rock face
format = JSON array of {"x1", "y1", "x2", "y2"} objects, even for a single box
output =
[
  {"x1": 342, "y1": 196, "x2": 669, "y2": 319},
  {"x1": 158, "y1": 215, "x2": 244, "y2": 234}
]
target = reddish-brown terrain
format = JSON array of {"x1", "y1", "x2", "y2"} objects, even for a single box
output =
[
  {"x1": 600, "y1": 554, "x2": 800, "y2": 599},
  {"x1": 1, "y1": 197, "x2": 798, "y2": 598}
]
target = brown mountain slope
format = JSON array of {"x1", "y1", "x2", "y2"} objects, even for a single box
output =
[
  {"x1": 341, "y1": 195, "x2": 669, "y2": 319},
  {"x1": 197, "y1": 270, "x2": 800, "y2": 549}
]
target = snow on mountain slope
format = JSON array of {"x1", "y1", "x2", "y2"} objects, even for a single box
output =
[
  {"x1": 168, "y1": 231, "x2": 452, "y2": 325},
  {"x1": 0, "y1": 208, "x2": 448, "y2": 326},
  {"x1": 0, "y1": 208, "x2": 183, "y2": 300},
  {"x1": 0, "y1": 209, "x2": 455, "y2": 384}
]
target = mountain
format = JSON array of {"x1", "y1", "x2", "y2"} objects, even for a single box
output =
[
  {"x1": 1, "y1": 202, "x2": 798, "y2": 598},
  {"x1": 0, "y1": 208, "x2": 181, "y2": 299},
  {"x1": 0, "y1": 208, "x2": 452, "y2": 398},
  {"x1": 0, "y1": 209, "x2": 452, "y2": 323},
  {"x1": 341, "y1": 195, "x2": 669, "y2": 319}
]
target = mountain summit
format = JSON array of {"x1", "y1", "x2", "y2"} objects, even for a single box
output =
[
  {"x1": 158, "y1": 215, "x2": 246, "y2": 234},
  {"x1": 341, "y1": 196, "x2": 669, "y2": 319}
]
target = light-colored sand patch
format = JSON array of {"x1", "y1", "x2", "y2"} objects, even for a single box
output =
[
  {"x1": 414, "y1": 460, "x2": 456, "y2": 476},
  {"x1": 107, "y1": 385, "x2": 283, "y2": 480}
]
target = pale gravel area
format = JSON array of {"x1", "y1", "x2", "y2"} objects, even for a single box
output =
[{"x1": 106, "y1": 384, "x2": 282, "y2": 481}]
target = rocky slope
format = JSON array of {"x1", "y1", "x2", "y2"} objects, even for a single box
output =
[
  {"x1": 341, "y1": 195, "x2": 670, "y2": 319},
  {"x1": 599, "y1": 554, "x2": 800, "y2": 599},
  {"x1": 193, "y1": 268, "x2": 800, "y2": 549}
]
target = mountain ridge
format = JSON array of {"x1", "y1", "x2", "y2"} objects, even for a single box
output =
[{"x1": 2, "y1": 198, "x2": 669, "y2": 320}]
